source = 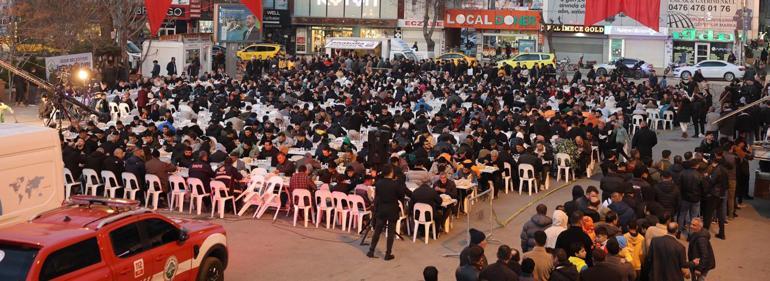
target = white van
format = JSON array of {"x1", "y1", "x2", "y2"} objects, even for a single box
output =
[{"x1": 0, "y1": 124, "x2": 64, "y2": 227}]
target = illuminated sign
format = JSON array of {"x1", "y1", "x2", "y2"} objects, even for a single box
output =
[
  {"x1": 672, "y1": 28, "x2": 735, "y2": 42},
  {"x1": 444, "y1": 9, "x2": 541, "y2": 31},
  {"x1": 544, "y1": 24, "x2": 604, "y2": 34}
]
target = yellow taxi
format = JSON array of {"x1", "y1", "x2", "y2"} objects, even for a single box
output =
[
  {"x1": 236, "y1": 43, "x2": 285, "y2": 60},
  {"x1": 436, "y1": 52, "x2": 477, "y2": 65},
  {"x1": 496, "y1": 52, "x2": 555, "y2": 69}
]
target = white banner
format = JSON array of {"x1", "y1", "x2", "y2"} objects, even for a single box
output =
[
  {"x1": 666, "y1": 0, "x2": 759, "y2": 33},
  {"x1": 44, "y1": 52, "x2": 93, "y2": 80}
]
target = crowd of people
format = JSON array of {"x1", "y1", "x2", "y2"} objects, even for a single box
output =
[{"x1": 47, "y1": 47, "x2": 769, "y2": 280}]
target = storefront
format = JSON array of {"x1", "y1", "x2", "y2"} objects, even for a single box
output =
[
  {"x1": 262, "y1": 8, "x2": 292, "y2": 50},
  {"x1": 603, "y1": 26, "x2": 669, "y2": 67},
  {"x1": 398, "y1": 1, "x2": 445, "y2": 59},
  {"x1": 293, "y1": 0, "x2": 398, "y2": 55},
  {"x1": 671, "y1": 28, "x2": 735, "y2": 64},
  {"x1": 443, "y1": 9, "x2": 542, "y2": 61},
  {"x1": 544, "y1": 24, "x2": 607, "y2": 65}
]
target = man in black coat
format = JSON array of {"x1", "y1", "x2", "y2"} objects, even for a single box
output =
[
  {"x1": 631, "y1": 121, "x2": 657, "y2": 162},
  {"x1": 151, "y1": 60, "x2": 161, "y2": 77},
  {"x1": 102, "y1": 147, "x2": 126, "y2": 177},
  {"x1": 579, "y1": 249, "x2": 624, "y2": 281},
  {"x1": 676, "y1": 159, "x2": 705, "y2": 234},
  {"x1": 479, "y1": 245, "x2": 519, "y2": 281},
  {"x1": 645, "y1": 222, "x2": 691, "y2": 281},
  {"x1": 367, "y1": 165, "x2": 405, "y2": 261},
  {"x1": 166, "y1": 57, "x2": 177, "y2": 76},
  {"x1": 600, "y1": 166, "x2": 630, "y2": 202},
  {"x1": 687, "y1": 218, "x2": 715, "y2": 280},
  {"x1": 555, "y1": 212, "x2": 594, "y2": 266},
  {"x1": 411, "y1": 183, "x2": 447, "y2": 232}
]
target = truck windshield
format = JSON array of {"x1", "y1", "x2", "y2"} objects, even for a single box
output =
[{"x1": 0, "y1": 243, "x2": 39, "y2": 280}]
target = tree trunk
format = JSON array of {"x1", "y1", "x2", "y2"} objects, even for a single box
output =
[{"x1": 422, "y1": 0, "x2": 440, "y2": 56}]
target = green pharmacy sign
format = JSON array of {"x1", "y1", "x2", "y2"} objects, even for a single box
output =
[{"x1": 672, "y1": 29, "x2": 735, "y2": 42}]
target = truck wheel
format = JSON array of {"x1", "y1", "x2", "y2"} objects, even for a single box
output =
[{"x1": 197, "y1": 257, "x2": 224, "y2": 281}]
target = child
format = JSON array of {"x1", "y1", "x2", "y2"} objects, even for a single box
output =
[
  {"x1": 568, "y1": 243, "x2": 588, "y2": 272},
  {"x1": 623, "y1": 220, "x2": 645, "y2": 273},
  {"x1": 0, "y1": 102, "x2": 13, "y2": 123},
  {"x1": 594, "y1": 226, "x2": 609, "y2": 252}
]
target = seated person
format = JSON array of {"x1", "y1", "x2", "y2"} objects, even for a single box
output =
[{"x1": 215, "y1": 157, "x2": 244, "y2": 193}]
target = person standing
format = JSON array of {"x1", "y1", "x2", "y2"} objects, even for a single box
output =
[
  {"x1": 676, "y1": 159, "x2": 704, "y2": 235},
  {"x1": 631, "y1": 121, "x2": 657, "y2": 162},
  {"x1": 520, "y1": 204, "x2": 552, "y2": 252},
  {"x1": 479, "y1": 245, "x2": 519, "y2": 281},
  {"x1": 13, "y1": 74, "x2": 27, "y2": 106},
  {"x1": 556, "y1": 212, "x2": 595, "y2": 266},
  {"x1": 644, "y1": 222, "x2": 691, "y2": 281},
  {"x1": 367, "y1": 165, "x2": 405, "y2": 260},
  {"x1": 688, "y1": 218, "x2": 716, "y2": 281},
  {"x1": 151, "y1": 60, "x2": 161, "y2": 78},
  {"x1": 522, "y1": 231, "x2": 553, "y2": 281},
  {"x1": 166, "y1": 57, "x2": 177, "y2": 76}
]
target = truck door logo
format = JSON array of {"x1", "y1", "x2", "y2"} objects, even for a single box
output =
[
  {"x1": 163, "y1": 256, "x2": 178, "y2": 280},
  {"x1": 133, "y1": 258, "x2": 145, "y2": 278}
]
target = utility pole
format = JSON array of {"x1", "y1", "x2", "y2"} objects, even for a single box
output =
[{"x1": 7, "y1": 0, "x2": 14, "y2": 101}]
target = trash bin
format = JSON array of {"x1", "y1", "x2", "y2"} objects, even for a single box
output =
[{"x1": 754, "y1": 170, "x2": 770, "y2": 199}]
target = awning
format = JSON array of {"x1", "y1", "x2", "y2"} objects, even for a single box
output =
[{"x1": 324, "y1": 39, "x2": 380, "y2": 50}]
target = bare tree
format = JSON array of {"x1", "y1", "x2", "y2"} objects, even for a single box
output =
[
  {"x1": 101, "y1": 0, "x2": 146, "y2": 67},
  {"x1": 422, "y1": 0, "x2": 444, "y2": 57}
]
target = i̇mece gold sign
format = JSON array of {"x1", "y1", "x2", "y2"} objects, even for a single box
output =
[{"x1": 543, "y1": 24, "x2": 605, "y2": 34}]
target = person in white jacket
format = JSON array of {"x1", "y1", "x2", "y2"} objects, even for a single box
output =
[{"x1": 545, "y1": 209, "x2": 568, "y2": 249}]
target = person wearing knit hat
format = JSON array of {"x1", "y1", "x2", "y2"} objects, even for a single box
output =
[{"x1": 459, "y1": 228, "x2": 488, "y2": 267}]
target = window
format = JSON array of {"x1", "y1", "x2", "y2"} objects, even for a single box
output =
[
  {"x1": 0, "y1": 243, "x2": 39, "y2": 281},
  {"x1": 516, "y1": 54, "x2": 539, "y2": 61},
  {"x1": 621, "y1": 59, "x2": 638, "y2": 65},
  {"x1": 142, "y1": 219, "x2": 179, "y2": 249},
  {"x1": 245, "y1": 46, "x2": 258, "y2": 52},
  {"x1": 40, "y1": 238, "x2": 101, "y2": 281},
  {"x1": 540, "y1": 54, "x2": 552, "y2": 60},
  {"x1": 110, "y1": 223, "x2": 144, "y2": 258},
  {"x1": 256, "y1": 46, "x2": 273, "y2": 52},
  {"x1": 699, "y1": 61, "x2": 725, "y2": 67}
]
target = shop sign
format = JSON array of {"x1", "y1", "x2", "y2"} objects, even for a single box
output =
[
  {"x1": 543, "y1": 24, "x2": 604, "y2": 34},
  {"x1": 444, "y1": 9, "x2": 541, "y2": 31},
  {"x1": 136, "y1": 5, "x2": 190, "y2": 20},
  {"x1": 397, "y1": 19, "x2": 444, "y2": 28},
  {"x1": 263, "y1": 9, "x2": 290, "y2": 28},
  {"x1": 672, "y1": 28, "x2": 734, "y2": 42},
  {"x1": 604, "y1": 26, "x2": 668, "y2": 37},
  {"x1": 666, "y1": 0, "x2": 758, "y2": 32},
  {"x1": 325, "y1": 39, "x2": 381, "y2": 50}
]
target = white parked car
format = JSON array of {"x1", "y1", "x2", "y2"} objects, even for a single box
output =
[
  {"x1": 595, "y1": 57, "x2": 654, "y2": 77},
  {"x1": 672, "y1": 60, "x2": 745, "y2": 81}
]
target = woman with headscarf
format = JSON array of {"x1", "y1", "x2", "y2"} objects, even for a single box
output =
[{"x1": 581, "y1": 216, "x2": 596, "y2": 242}]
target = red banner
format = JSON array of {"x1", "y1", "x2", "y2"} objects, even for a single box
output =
[
  {"x1": 444, "y1": 9, "x2": 541, "y2": 31},
  {"x1": 145, "y1": 0, "x2": 173, "y2": 35},
  {"x1": 240, "y1": 0, "x2": 263, "y2": 31},
  {"x1": 585, "y1": 0, "x2": 660, "y2": 31}
]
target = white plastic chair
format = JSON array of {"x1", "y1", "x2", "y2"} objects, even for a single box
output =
[
  {"x1": 662, "y1": 111, "x2": 675, "y2": 130},
  {"x1": 168, "y1": 175, "x2": 188, "y2": 212},
  {"x1": 144, "y1": 174, "x2": 163, "y2": 210},
  {"x1": 109, "y1": 102, "x2": 120, "y2": 121},
  {"x1": 503, "y1": 162, "x2": 513, "y2": 194},
  {"x1": 314, "y1": 190, "x2": 335, "y2": 229},
  {"x1": 395, "y1": 201, "x2": 411, "y2": 236},
  {"x1": 645, "y1": 109, "x2": 660, "y2": 130},
  {"x1": 118, "y1": 103, "x2": 131, "y2": 117},
  {"x1": 412, "y1": 203, "x2": 437, "y2": 244},
  {"x1": 121, "y1": 172, "x2": 140, "y2": 200},
  {"x1": 556, "y1": 153, "x2": 574, "y2": 182},
  {"x1": 518, "y1": 164, "x2": 538, "y2": 196},
  {"x1": 187, "y1": 177, "x2": 208, "y2": 215},
  {"x1": 331, "y1": 191, "x2": 351, "y2": 232},
  {"x1": 347, "y1": 194, "x2": 371, "y2": 233},
  {"x1": 100, "y1": 170, "x2": 122, "y2": 198},
  {"x1": 292, "y1": 189, "x2": 315, "y2": 228},
  {"x1": 82, "y1": 168, "x2": 103, "y2": 196},
  {"x1": 254, "y1": 177, "x2": 283, "y2": 220},
  {"x1": 210, "y1": 180, "x2": 237, "y2": 219},
  {"x1": 64, "y1": 168, "x2": 80, "y2": 200},
  {"x1": 631, "y1": 115, "x2": 644, "y2": 135},
  {"x1": 251, "y1": 167, "x2": 268, "y2": 177}
]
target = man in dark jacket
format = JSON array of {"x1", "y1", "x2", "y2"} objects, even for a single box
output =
[
  {"x1": 84, "y1": 148, "x2": 107, "y2": 175},
  {"x1": 600, "y1": 167, "x2": 630, "y2": 202},
  {"x1": 124, "y1": 148, "x2": 146, "y2": 202},
  {"x1": 166, "y1": 57, "x2": 177, "y2": 76},
  {"x1": 550, "y1": 249, "x2": 579, "y2": 281},
  {"x1": 151, "y1": 60, "x2": 161, "y2": 77},
  {"x1": 580, "y1": 249, "x2": 624, "y2": 281},
  {"x1": 654, "y1": 171, "x2": 681, "y2": 216},
  {"x1": 608, "y1": 192, "x2": 635, "y2": 227},
  {"x1": 520, "y1": 204, "x2": 552, "y2": 252},
  {"x1": 411, "y1": 183, "x2": 447, "y2": 232},
  {"x1": 479, "y1": 245, "x2": 519, "y2": 281},
  {"x1": 676, "y1": 159, "x2": 705, "y2": 234},
  {"x1": 556, "y1": 212, "x2": 594, "y2": 266},
  {"x1": 631, "y1": 121, "x2": 657, "y2": 161},
  {"x1": 687, "y1": 218, "x2": 716, "y2": 280},
  {"x1": 367, "y1": 165, "x2": 405, "y2": 260},
  {"x1": 645, "y1": 222, "x2": 691, "y2": 281},
  {"x1": 102, "y1": 147, "x2": 125, "y2": 177}
]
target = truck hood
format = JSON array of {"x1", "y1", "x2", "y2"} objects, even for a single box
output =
[{"x1": 169, "y1": 217, "x2": 222, "y2": 233}]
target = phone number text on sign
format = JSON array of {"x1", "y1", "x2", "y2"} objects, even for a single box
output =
[{"x1": 668, "y1": 4, "x2": 731, "y2": 12}]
